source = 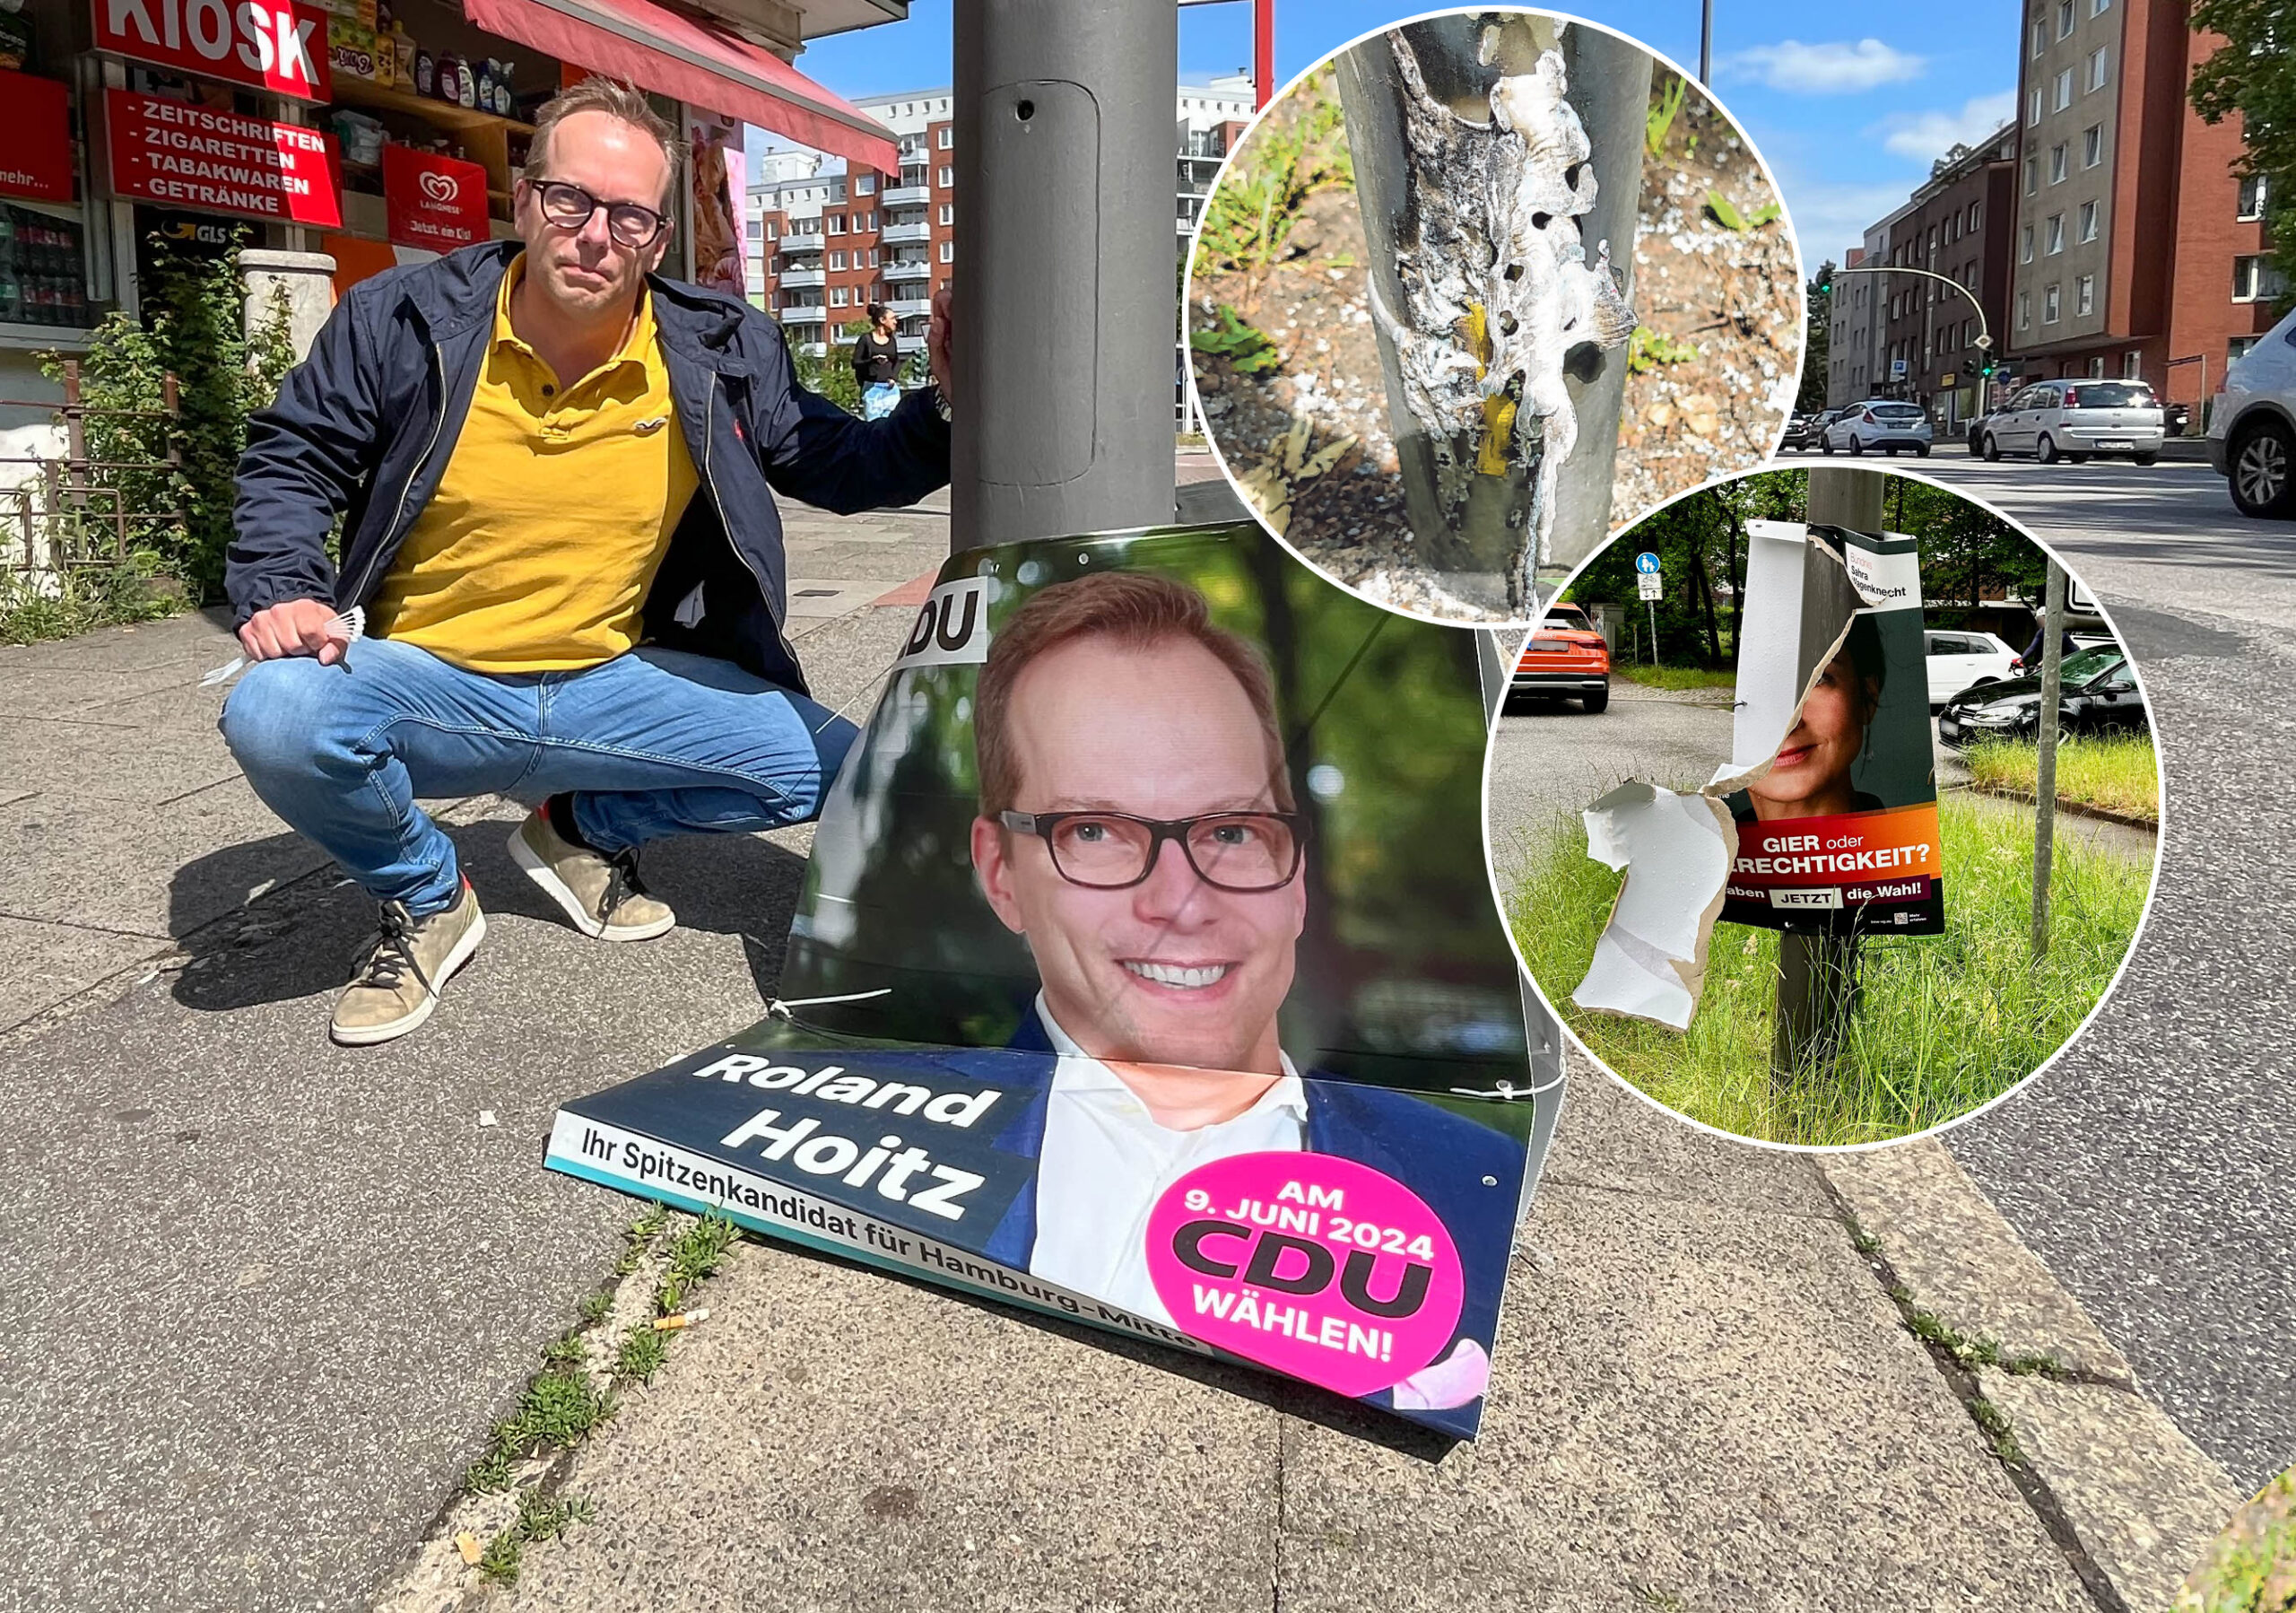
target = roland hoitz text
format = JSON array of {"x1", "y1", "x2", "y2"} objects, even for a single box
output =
[{"x1": 689, "y1": 1054, "x2": 1001, "y2": 1222}]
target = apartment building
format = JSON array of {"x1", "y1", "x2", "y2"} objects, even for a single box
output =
[
  {"x1": 2005, "y1": 0, "x2": 2277, "y2": 399},
  {"x1": 746, "y1": 77, "x2": 1255, "y2": 360},
  {"x1": 1874, "y1": 125, "x2": 2018, "y2": 428}
]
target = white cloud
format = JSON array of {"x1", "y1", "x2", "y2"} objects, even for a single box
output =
[
  {"x1": 1718, "y1": 39, "x2": 1926, "y2": 95},
  {"x1": 1771, "y1": 171, "x2": 1923, "y2": 268},
  {"x1": 1874, "y1": 92, "x2": 2019, "y2": 162}
]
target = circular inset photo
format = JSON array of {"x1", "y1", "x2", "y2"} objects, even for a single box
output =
[
  {"x1": 1484, "y1": 466, "x2": 2162, "y2": 1147},
  {"x1": 1187, "y1": 8, "x2": 1802, "y2": 626},
  {"x1": 2177, "y1": 1464, "x2": 2294, "y2": 1612}
]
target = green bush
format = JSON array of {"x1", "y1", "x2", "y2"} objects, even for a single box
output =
[{"x1": 48, "y1": 231, "x2": 296, "y2": 604}]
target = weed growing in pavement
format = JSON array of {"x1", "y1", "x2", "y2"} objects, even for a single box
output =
[
  {"x1": 1897, "y1": 1298, "x2": 2067, "y2": 1378},
  {"x1": 613, "y1": 1203, "x2": 666, "y2": 1277},
  {"x1": 1843, "y1": 1214, "x2": 1883, "y2": 1258},
  {"x1": 1509, "y1": 795, "x2": 2152, "y2": 1145},
  {"x1": 656, "y1": 1210, "x2": 740, "y2": 1316},
  {"x1": 615, "y1": 1326, "x2": 669, "y2": 1384},
  {"x1": 539, "y1": 1330, "x2": 587, "y2": 1371},
  {"x1": 463, "y1": 1369, "x2": 620, "y2": 1493},
  {"x1": 477, "y1": 1528, "x2": 521, "y2": 1587},
  {"x1": 1966, "y1": 1393, "x2": 2026, "y2": 1469},
  {"x1": 577, "y1": 1290, "x2": 613, "y2": 1326},
  {"x1": 1627, "y1": 326, "x2": 1701, "y2": 375},
  {"x1": 1963, "y1": 732, "x2": 2160, "y2": 824},
  {"x1": 476, "y1": 1490, "x2": 598, "y2": 1587},
  {"x1": 1645, "y1": 74, "x2": 1688, "y2": 157},
  {"x1": 1195, "y1": 65, "x2": 1352, "y2": 278}
]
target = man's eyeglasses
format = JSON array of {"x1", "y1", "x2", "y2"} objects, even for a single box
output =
[
  {"x1": 1000, "y1": 809, "x2": 1304, "y2": 893},
  {"x1": 526, "y1": 179, "x2": 669, "y2": 248}
]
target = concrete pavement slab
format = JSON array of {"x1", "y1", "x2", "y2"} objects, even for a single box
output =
[
  {"x1": 0, "y1": 714, "x2": 239, "y2": 806},
  {"x1": 502, "y1": 1237, "x2": 1283, "y2": 1613},
  {"x1": 0, "y1": 779, "x2": 330, "y2": 938},
  {"x1": 1282, "y1": 1180, "x2": 2092, "y2": 1613},
  {"x1": 1979, "y1": 1368, "x2": 2243, "y2": 1613},
  {"x1": 1824, "y1": 1140, "x2": 2135, "y2": 1386},
  {"x1": 0, "y1": 912, "x2": 163, "y2": 1032},
  {"x1": 0, "y1": 813, "x2": 813, "y2": 1613},
  {"x1": 0, "y1": 659, "x2": 212, "y2": 721},
  {"x1": 0, "y1": 607, "x2": 235, "y2": 671}
]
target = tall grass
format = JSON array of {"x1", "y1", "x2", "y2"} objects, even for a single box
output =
[
  {"x1": 1507, "y1": 796, "x2": 2154, "y2": 1146},
  {"x1": 1964, "y1": 732, "x2": 2160, "y2": 824},
  {"x1": 1613, "y1": 664, "x2": 1735, "y2": 692}
]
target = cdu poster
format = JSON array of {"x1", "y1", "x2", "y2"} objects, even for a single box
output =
[{"x1": 548, "y1": 522, "x2": 1560, "y2": 1439}]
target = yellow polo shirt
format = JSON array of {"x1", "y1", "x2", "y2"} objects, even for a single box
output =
[{"x1": 368, "y1": 255, "x2": 700, "y2": 673}]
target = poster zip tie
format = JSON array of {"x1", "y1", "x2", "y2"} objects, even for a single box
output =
[
  {"x1": 199, "y1": 607, "x2": 365, "y2": 686},
  {"x1": 766, "y1": 987, "x2": 893, "y2": 1021}
]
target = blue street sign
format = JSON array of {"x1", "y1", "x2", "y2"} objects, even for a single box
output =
[{"x1": 1634, "y1": 552, "x2": 1660, "y2": 574}]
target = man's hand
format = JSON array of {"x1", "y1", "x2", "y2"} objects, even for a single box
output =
[
  {"x1": 239, "y1": 598, "x2": 349, "y2": 665},
  {"x1": 927, "y1": 283, "x2": 953, "y2": 401}
]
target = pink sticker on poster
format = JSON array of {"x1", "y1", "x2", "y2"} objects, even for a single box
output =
[{"x1": 1145, "y1": 1152, "x2": 1464, "y2": 1399}]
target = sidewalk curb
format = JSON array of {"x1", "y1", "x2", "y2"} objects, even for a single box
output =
[
  {"x1": 1958, "y1": 782, "x2": 2160, "y2": 833},
  {"x1": 1820, "y1": 1145, "x2": 2239, "y2": 1612}
]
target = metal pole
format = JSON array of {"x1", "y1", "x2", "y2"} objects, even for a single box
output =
[
  {"x1": 1254, "y1": 0, "x2": 1274, "y2": 109},
  {"x1": 2031, "y1": 558, "x2": 2066, "y2": 960},
  {"x1": 1699, "y1": 0, "x2": 1712, "y2": 83},
  {"x1": 1773, "y1": 466, "x2": 1886, "y2": 1079},
  {"x1": 1646, "y1": 598, "x2": 1656, "y2": 664},
  {"x1": 1335, "y1": 15, "x2": 1648, "y2": 611},
  {"x1": 951, "y1": 0, "x2": 1178, "y2": 552}
]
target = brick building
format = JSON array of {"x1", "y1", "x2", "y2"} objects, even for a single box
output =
[
  {"x1": 746, "y1": 76, "x2": 1255, "y2": 363},
  {"x1": 1873, "y1": 125, "x2": 2018, "y2": 429},
  {"x1": 2005, "y1": 0, "x2": 2277, "y2": 403}
]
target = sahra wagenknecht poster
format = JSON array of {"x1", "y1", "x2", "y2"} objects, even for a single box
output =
[{"x1": 545, "y1": 521, "x2": 1562, "y2": 1440}]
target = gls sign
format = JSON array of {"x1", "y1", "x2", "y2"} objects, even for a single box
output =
[{"x1": 93, "y1": 0, "x2": 332, "y2": 102}]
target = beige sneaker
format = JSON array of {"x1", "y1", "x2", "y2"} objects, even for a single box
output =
[
  {"x1": 508, "y1": 806, "x2": 675, "y2": 942},
  {"x1": 331, "y1": 881, "x2": 487, "y2": 1046}
]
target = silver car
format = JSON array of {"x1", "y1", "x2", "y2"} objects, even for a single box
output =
[
  {"x1": 1975, "y1": 379, "x2": 2164, "y2": 465},
  {"x1": 1821, "y1": 400, "x2": 1934, "y2": 457},
  {"x1": 2207, "y1": 303, "x2": 2296, "y2": 519}
]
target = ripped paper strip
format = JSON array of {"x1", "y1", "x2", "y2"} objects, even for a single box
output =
[
  {"x1": 199, "y1": 606, "x2": 365, "y2": 687},
  {"x1": 1570, "y1": 522, "x2": 1897, "y2": 1029}
]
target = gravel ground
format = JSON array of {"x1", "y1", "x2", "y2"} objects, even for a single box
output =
[{"x1": 1190, "y1": 77, "x2": 1800, "y2": 622}]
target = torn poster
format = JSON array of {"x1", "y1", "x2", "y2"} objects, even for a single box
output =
[
  {"x1": 547, "y1": 521, "x2": 1561, "y2": 1442},
  {"x1": 1570, "y1": 520, "x2": 1944, "y2": 1029}
]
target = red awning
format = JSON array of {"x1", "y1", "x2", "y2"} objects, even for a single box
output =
[{"x1": 463, "y1": 0, "x2": 898, "y2": 172}]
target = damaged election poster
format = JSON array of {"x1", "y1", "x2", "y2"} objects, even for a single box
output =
[
  {"x1": 1715, "y1": 522, "x2": 1944, "y2": 935},
  {"x1": 549, "y1": 522, "x2": 1559, "y2": 1440},
  {"x1": 1491, "y1": 468, "x2": 2162, "y2": 1147}
]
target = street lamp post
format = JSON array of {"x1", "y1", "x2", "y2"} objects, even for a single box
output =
[{"x1": 1827, "y1": 263, "x2": 1996, "y2": 415}]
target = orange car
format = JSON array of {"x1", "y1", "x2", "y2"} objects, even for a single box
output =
[{"x1": 1509, "y1": 603, "x2": 1610, "y2": 714}]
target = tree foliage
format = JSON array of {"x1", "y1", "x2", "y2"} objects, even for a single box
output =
[
  {"x1": 2190, "y1": 0, "x2": 2296, "y2": 308},
  {"x1": 1564, "y1": 472, "x2": 2050, "y2": 666},
  {"x1": 1798, "y1": 261, "x2": 1834, "y2": 412}
]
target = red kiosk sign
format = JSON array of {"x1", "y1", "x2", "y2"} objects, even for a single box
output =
[
  {"x1": 106, "y1": 90, "x2": 343, "y2": 227},
  {"x1": 91, "y1": 0, "x2": 332, "y2": 101},
  {"x1": 383, "y1": 144, "x2": 490, "y2": 251},
  {"x1": 0, "y1": 71, "x2": 77, "y2": 204}
]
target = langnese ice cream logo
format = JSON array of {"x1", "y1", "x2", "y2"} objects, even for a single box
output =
[{"x1": 419, "y1": 170, "x2": 459, "y2": 207}]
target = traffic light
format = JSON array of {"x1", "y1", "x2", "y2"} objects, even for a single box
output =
[{"x1": 1815, "y1": 263, "x2": 1834, "y2": 296}]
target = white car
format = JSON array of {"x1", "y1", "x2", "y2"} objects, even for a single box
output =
[
  {"x1": 1822, "y1": 400, "x2": 1934, "y2": 457},
  {"x1": 1975, "y1": 379, "x2": 2164, "y2": 464},
  {"x1": 2208, "y1": 303, "x2": 2296, "y2": 518},
  {"x1": 1924, "y1": 629, "x2": 2018, "y2": 708}
]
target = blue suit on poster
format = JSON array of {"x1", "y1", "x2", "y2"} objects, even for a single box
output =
[{"x1": 979, "y1": 1007, "x2": 1525, "y2": 1439}]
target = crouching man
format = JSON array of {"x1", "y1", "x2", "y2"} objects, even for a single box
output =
[{"x1": 221, "y1": 78, "x2": 952, "y2": 1045}]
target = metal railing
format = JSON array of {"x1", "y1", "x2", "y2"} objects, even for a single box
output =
[{"x1": 0, "y1": 360, "x2": 186, "y2": 578}]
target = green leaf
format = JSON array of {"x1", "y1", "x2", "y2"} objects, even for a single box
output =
[{"x1": 1707, "y1": 190, "x2": 1750, "y2": 232}]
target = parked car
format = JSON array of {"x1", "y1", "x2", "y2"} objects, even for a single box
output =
[
  {"x1": 1972, "y1": 379, "x2": 2164, "y2": 464},
  {"x1": 2206, "y1": 302, "x2": 2296, "y2": 518},
  {"x1": 1935, "y1": 645, "x2": 2149, "y2": 747},
  {"x1": 2009, "y1": 630, "x2": 2117, "y2": 675},
  {"x1": 1923, "y1": 629, "x2": 2019, "y2": 708},
  {"x1": 1822, "y1": 400, "x2": 1933, "y2": 457},
  {"x1": 1779, "y1": 410, "x2": 1834, "y2": 451},
  {"x1": 1511, "y1": 604, "x2": 1610, "y2": 713}
]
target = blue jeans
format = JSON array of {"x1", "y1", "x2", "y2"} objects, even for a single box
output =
[
  {"x1": 861, "y1": 381, "x2": 900, "y2": 421},
  {"x1": 220, "y1": 639, "x2": 857, "y2": 917}
]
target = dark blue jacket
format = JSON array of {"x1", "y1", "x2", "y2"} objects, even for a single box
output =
[
  {"x1": 983, "y1": 1007, "x2": 1527, "y2": 1440},
  {"x1": 227, "y1": 240, "x2": 951, "y2": 695}
]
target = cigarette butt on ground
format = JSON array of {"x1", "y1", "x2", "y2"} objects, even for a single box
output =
[
  {"x1": 652, "y1": 1307, "x2": 710, "y2": 1331},
  {"x1": 455, "y1": 1531, "x2": 483, "y2": 1565}
]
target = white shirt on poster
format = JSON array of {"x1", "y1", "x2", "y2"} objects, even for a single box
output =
[{"x1": 1027, "y1": 993, "x2": 1307, "y2": 1326}]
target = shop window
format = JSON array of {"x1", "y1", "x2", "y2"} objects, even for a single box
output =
[{"x1": 2239, "y1": 175, "x2": 2268, "y2": 222}]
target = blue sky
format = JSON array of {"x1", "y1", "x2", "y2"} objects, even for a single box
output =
[{"x1": 770, "y1": 1, "x2": 2021, "y2": 268}]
